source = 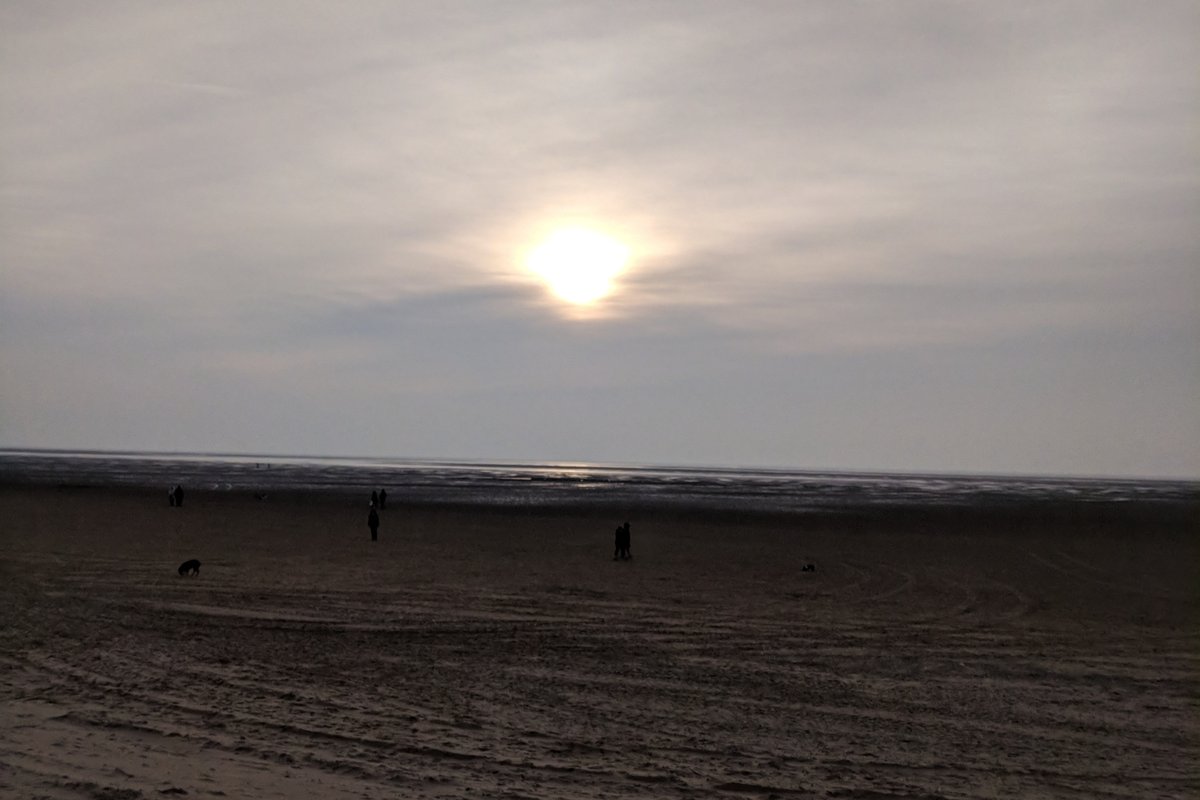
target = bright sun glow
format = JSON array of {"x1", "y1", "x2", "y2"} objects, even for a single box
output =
[{"x1": 526, "y1": 228, "x2": 630, "y2": 305}]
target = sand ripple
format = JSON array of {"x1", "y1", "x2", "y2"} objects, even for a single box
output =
[{"x1": 1, "y1": 489, "x2": 1197, "y2": 798}]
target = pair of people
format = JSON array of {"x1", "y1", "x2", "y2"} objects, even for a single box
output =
[
  {"x1": 613, "y1": 521, "x2": 632, "y2": 560},
  {"x1": 167, "y1": 484, "x2": 184, "y2": 507},
  {"x1": 370, "y1": 489, "x2": 388, "y2": 509}
]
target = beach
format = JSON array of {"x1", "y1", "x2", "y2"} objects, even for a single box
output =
[{"x1": 1, "y1": 485, "x2": 1197, "y2": 799}]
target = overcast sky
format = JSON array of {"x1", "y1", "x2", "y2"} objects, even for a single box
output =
[{"x1": 2, "y1": 2, "x2": 1197, "y2": 477}]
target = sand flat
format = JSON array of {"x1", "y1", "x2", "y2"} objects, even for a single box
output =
[{"x1": 1, "y1": 487, "x2": 1197, "y2": 799}]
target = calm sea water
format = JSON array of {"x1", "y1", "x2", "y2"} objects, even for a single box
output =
[{"x1": 1, "y1": 449, "x2": 1196, "y2": 517}]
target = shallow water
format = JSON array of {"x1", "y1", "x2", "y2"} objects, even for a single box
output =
[{"x1": 0, "y1": 448, "x2": 1195, "y2": 515}]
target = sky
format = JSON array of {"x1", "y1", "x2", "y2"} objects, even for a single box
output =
[{"x1": 2, "y1": 1, "x2": 1198, "y2": 478}]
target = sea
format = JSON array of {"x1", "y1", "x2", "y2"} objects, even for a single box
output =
[{"x1": 1, "y1": 449, "x2": 1195, "y2": 518}]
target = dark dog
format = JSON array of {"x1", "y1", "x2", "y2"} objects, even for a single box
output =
[{"x1": 178, "y1": 559, "x2": 201, "y2": 577}]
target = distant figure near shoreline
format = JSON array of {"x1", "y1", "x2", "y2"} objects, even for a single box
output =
[
  {"x1": 368, "y1": 505, "x2": 380, "y2": 541},
  {"x1": 613, "y1": 521, "x2": 632, "y2": 560},
  {"x1": 172, "y1": 485, "x2": 184, "y2": 507},
  {"x1": 379, "y1": 489, "x2": 387, "y2": 509}
]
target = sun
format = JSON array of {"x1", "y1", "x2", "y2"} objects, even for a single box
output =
[{"x1": 526, "y1": 228, "x2": 630, "y2": 305}]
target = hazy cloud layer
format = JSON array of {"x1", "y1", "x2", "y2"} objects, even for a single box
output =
[{"x1": 2, "y1": 2, "x2": 1197, "y2": 476}]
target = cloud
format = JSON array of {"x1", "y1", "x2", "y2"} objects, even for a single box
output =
[{"x1": 2, "y1": 2, "x2": 1197, "y2": 473}]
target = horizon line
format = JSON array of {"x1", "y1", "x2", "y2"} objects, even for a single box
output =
[{"x1": 1, "y1": 445, "x2": 1196, "y2": 485}]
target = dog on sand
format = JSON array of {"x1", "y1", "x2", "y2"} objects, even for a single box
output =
[{"x1": 177, "y1": 559, "x2": 201, "y2": 577}]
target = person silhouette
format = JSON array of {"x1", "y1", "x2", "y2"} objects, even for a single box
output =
[
  {"x1": 173, "y1": 485, "x2": 184, "y2": 508},
  {"x1": 368, "y1": 505, "x2": 380, "y2": 542},
  {"x1": 370, "y1": 490, "x2": 379, "y2": 508},
  {"x1": 379, "y1": 489, "x2": 387, "y2": 509},
  {"x1": 613, "y1": 521, "x2": 632, "y2": 560}
]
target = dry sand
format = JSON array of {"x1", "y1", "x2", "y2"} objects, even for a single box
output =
[{"x1": 1, "y1": 487, "x2": 1197, "y2": 799}]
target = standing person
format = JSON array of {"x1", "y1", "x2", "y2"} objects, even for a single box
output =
[
  {"x1": 173, "y1": 485, "x2": 184, "y2": 508},
  {"x1": 168, "y1": 488, "x2": 175, "y2": 507},
  {"x1": 613, "y1": 521, "x2": 632, "y2": 560},
  {"x1": 368, "y1": 505, "x2": 380, "y2": 542},
  {"x1": 370, "y1": 490, "x2": 379, "y2": 508},
  {"x1": 379, "y1": 489, "x2": 387, "y2": 509}
]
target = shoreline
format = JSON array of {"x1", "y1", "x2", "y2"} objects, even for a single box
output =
[{"x1": 6, "y1": 481, "x2": 1196, "y2": 535}]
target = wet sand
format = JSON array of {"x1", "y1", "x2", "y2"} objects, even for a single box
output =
[{"x1": 1, "y1": 486, "x2": 1197, "y2": 799}]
